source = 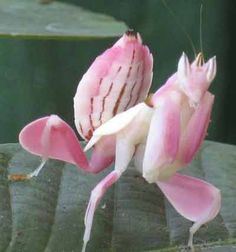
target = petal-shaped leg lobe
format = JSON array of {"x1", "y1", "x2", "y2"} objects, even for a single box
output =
[
  {"x1": 157, "y1": 173, "x2": 221, "y2": 248},
  {"x1": 180, "y1": 92, "x2": 214, "y2": 164},
  {"x1": 19, "y1": 115, "x2": 89, "y2": 168},
  {"x1": 18, "y1": 115, "x2": 115, "y2": 179},
  {"x1": 143, "y1": 94, "x2": 181, "y2": 182}
]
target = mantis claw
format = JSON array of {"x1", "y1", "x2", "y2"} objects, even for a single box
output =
[{"x1": 8, "y1": 158, "x2": 48, "y2": 181}]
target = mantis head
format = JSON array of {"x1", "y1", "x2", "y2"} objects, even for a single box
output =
[{"x1": 177, "y1": 52, "x2": 216, "y2": 106}]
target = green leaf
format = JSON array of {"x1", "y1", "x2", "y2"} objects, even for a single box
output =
[
  {"x1": 0, "y1": 0, "x2": 127, "y2": 39},
  {"x1": 0, "y1": 141, "x2": 236, "y2": 251}
]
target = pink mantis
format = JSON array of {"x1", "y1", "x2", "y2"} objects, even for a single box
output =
[{"x1": 11, "y1": 31, "x2": 221, "y2": 252}]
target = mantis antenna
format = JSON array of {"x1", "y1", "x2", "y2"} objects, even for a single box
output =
[
  {"x1": 161, "y1": 0, "x2": 197, "y2": 58},
  {"x1": 199, "y1": 3, "x2": 204, "y2": 60}
]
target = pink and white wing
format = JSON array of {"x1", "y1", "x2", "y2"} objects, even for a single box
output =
[{"x1": 74, "y1": 31, "x2": 153, "y2": 141}]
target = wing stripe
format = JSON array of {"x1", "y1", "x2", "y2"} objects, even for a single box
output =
[
  {"x1": 99, "y1": 82, "x2": 114, "y2": 125},
  {"x1": 124, "y1": 80, "x2": 137, "y2": 110},
  {"x1": 134, "y1": 62, "x2": 145, "y2": 105},
  {"x1": 124, "y1": 64, "x2": 141, "y2": 109},
  {"x1": 89, "y1": 97, "x2": 95, "y2": 133},
  {"x1": 112, "y1": 49, "x2": 136, "y2": 115}
]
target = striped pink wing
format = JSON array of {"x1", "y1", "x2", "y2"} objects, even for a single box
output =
[{"x1": 74, "y1": 31, "x2": 153, "y2": 141}]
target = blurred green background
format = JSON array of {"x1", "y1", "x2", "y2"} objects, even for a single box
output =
[{"x1": 0, "y1": 0, "x2": 235, "y2": 144}]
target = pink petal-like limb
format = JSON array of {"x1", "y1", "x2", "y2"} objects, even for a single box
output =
[
  {"x1": 82, "y1": 137, "x2": 135, "y2": 252},
  {"x1": 19, "y1": 115, "x2": 87, "y2": 166},
  {"x1": 157, "y1": 173, "x2": 221, "y2": 250},
  {"x1": 180, "y1": 92, "x2": 214, "y2": 165},
  {"x1": 143, "y1": 92, "x2": 181, "y2": 183},
  {"x1": 10, "y1": 115, "x2": 114, "y2": 180}
]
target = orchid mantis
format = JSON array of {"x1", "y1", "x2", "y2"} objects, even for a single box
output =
[
  {"x1": 82, "y1": 52, "x2": 220, "y2": 251},
  {"x1": 11, "y1": 31, "x2": 221, "y2": 252}
]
